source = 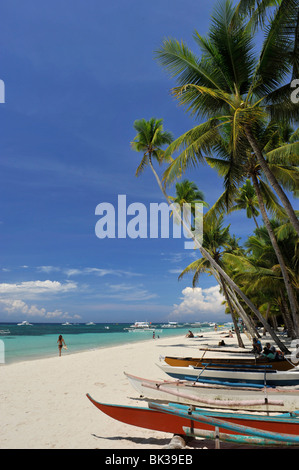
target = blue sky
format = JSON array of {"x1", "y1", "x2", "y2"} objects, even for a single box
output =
[{"x1": 0, "y1": 0, "x2": 293, "y2": 324}]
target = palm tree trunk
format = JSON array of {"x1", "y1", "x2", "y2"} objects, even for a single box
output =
[
  {"x1": 148, "y1": 155, "x2": 168, "y2": 198},
  {"x1": 252, "y1": 213, "x2": 260, "y2": 230},
  {"x1": 245, "y1": 127, "x2": 299, "y2": 237},
  {"x1": 219, "y1": 275, "x2": 245, "y2": 348},
  {"x1": 147, "y1": 161, "x2": 291, "y2": 353},
  {"x1": 211, "y1": 266, "x2": 257, "y2": 339},
  {"x1": 264, "y1": 303, "x2": 271, "y2": 335},
  {"x1": 280, "y1": 289, "x2": 297, "y2": 339},
  {"x1": 251, "y1": 173, "x2": 299, "y2": 336},
  {"x1": 224, "y1": 283, "x2": 259, "y2": 338}
]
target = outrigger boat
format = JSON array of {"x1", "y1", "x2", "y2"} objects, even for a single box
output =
[
  {"x1": 125, "y1": 372, "x2": 299, "y2": 412},
  {"x1": 158, "y1": 362, "x2": 299, "y2": 387},
  {"x1": 86, "y1": 395, "x2": 299, "y2": 446},
  {"x1": 163, "y1": 355, "x2": 293, "y2": 371}
]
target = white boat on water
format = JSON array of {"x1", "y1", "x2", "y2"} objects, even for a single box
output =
[
  {"x1": 85, "y1": 322, "x2": 96, "y2": 325},
  {"x1": 125, "y1": 372, "x2": 299, "y2": 413},
  {"x1": 124, "y1": 321, "x2": 156, "y2": 332},
  {"x1": 131, "y1": 321, "x2": 151, "y2": 328},
  {"x1": 161, "y1": 322, "x2": 179, "y2": 328},
  {"x1": 0, "y1": 329, "x2": 10, "y2": 335},
  {"x1": 61, "y1": 322, "x2": 72, "y2": 326},
  {"x1": 17, "y1": 320, "x2": 33, "y2": 326}
]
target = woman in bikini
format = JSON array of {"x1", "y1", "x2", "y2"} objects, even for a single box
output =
[{"x1": 57, "y1": 335, "x2": 66, "y2": 356}]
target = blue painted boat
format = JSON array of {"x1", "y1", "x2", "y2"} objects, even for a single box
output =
[
  {"x1": 157, "y1": 362, "x2": 299, "y2": 387},
  {"x1": 181, "y1": 426, "x2": 298, "y2": 446},
  {"x1": 149, "y1": 402, "x2": 299, "y2": 444}
]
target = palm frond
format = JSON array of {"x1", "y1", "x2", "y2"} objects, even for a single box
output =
[
  {"x1": 162, "y1": 119, "x2": 221, "y2": 185},
  {"x1": 232, "y1": 0, "x2": 281, "y2": 30},
  {"x1": 258, "y1": 179, "x2": 287, "y2": 220},
  {"x1": 266, "y1": 141, "x2": 299, "y2": 165},
  {"x1": 250, "y1": 1, "x2": 294, "y2": 99},
  {"x1": 208, "y1": 0, "x2": 256, "y2": 93},
  {"x1": 267, "y1": 164, "x2": 299, "y2": 193},
  {"x1": 275, "y1": 214, "x2": 299, "y2": 240},
  {"x1": 135, "y1": 153, "x2": 149, "y2": 177},
  {"x1": 155, "y1": 37, "x2": 223, "y2": 91},
  {"x1": 178, "y1": 258, "x2": 210, "y2": 286}
]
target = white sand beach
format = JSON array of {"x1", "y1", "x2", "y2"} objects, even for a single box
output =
[{"x1": 0, "y1": 330, "x2": 267, "y2": 449}]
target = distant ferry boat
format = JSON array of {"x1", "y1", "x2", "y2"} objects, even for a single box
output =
[
  {"x1": 130, "y1": 321, "x2": 151, "y2": 329},
  {"x1": 124, "y1": 321, "x2": 155, "y2": 332},
  {"x1": 85, "y1": 322, "x2": 96, "y2": 326},
  {"x1": 161, "y1": 322, "x2": 179, "y2": 328},
  {"x1": 61, "y1": 322, "x2": 72, "y2": 326},
  {"x1": 17, "y1": 320, "x2": 33, "y2": 326}
]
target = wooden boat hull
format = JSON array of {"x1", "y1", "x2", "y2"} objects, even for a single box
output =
[
  {"x1": 86, "y1": 394, "x2": 299, "y2": 444},
  {"x1": 163, "y1": 355, "x2": 293, "y2": 371},
  {"x1": 158, "y1": 362, "x2": 299, "y2": 387},
  {"x1": 125, "y1": 372, "x2": 299, "y2": 412}
]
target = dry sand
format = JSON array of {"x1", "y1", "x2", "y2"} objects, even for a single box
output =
[{"x1": 0, "y1": 330, "x2": 258, "y2": 449}]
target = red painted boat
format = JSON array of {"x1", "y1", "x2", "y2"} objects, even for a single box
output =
[
  {"x1": 87, "y1": 394, "x2": 185, "y2": 434},
  {"x1": 86, "y1": 394, "x2": 299, "y2": 444}
]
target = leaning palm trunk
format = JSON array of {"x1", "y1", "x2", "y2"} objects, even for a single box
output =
[
  {"x1": 280, "y1": 290, "x2": 297, "y2": 339},
  {"x1": 211, "y1": 265, "x2": 256, "y2": 340},
  {"x1": 148, "y1": 159, "x2": 291, "y2": 353},
  {"x1": 223, "y1": 281, "x2": 258, "y2": 338},
  {"x1": 252, "y1": 213, "x2": 260, "y2": 230},
  {"x1": 245, "y1": 127, "x2": 299, "y2": 238},
  {"x1": 229, "y1": 293, "x2": 257, "y2": 339},
  {"x1": 219, "y1": 274, "x2": 245, "y2": 348},
  {"x1": 251, "y1": 173, "x2": 299, "y2": 337}
]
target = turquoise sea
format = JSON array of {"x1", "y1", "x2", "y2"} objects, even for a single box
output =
[{"x1": 0, "y1": 322, "x2": 218, "y2": 365}]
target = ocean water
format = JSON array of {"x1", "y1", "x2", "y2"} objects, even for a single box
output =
[{"x1": 0, "y1": 322, "x2": 217, "y2": 365}]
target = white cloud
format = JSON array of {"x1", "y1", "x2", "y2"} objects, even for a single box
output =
[
  {"x1": 36, "y1": 265, "x2": 143, "y2": 278},
  {"x1": 161, "y1": 252, "x2": 196, "y2": 264},
  {"x1": 171, "y1": 285, "x2": 225, "y2": 319},
  {"x1": 0, "y1": 298, "x2": 80, "y2": 320},
  {"x1": 0, "y1": 299, "x2": 45, "y2": 316},
  {"x1": 65, "y1": 267, "x2": 142, "y2": 278},
  {"x1": 64, "y1": 268, "x2": 83, "y2": 277},
  {"x1": 37, "y1": 266, "x2": 60, "y2": 273},
  {"x1": 0, "y1": 280, "x2": 77, "y2": 296}
]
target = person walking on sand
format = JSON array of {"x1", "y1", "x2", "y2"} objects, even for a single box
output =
[{"x1": 57, "y1": 335, "x2": 66, "y2": 356}]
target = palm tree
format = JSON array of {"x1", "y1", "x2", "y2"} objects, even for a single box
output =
[
  {"x1": 202, "y1": 123, "x2": 299, "y2": 334},
  {"x1": 178, "y1": 215, "x2": 259, "y2": 346},
  {"x1": 250, "y1": 168, "x2": 299, "y2": 334},
  {"x1": 156, "y1": 0, "x2": 299, "y2": 332},
  {"x1": 169, "y1": 179, "x2": 208, "y2": 211},
  {"x1": 131, "y1": 118, "x2": 290, "y2": 352},
  {"x1": 156, "y1": 0, "x2": 299, "y2": 236},
  {"x1": 230, "y1": 179, "x2": 260, "y2": 228},
  {"x1": 169, "y1": 179, "x2": 209, "y2": 228},
  {"x1": 131, "y1": 117, "x2": 174, "y2": 193},
  {"x1": 224, "y1": 221, "x2": 299, "y2": 337}
]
